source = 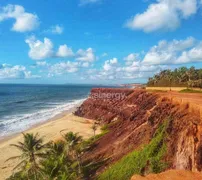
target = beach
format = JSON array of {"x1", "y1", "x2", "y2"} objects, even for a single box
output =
[{"x1": 0, "y1": 112, "x2": 97, "y2": 180}]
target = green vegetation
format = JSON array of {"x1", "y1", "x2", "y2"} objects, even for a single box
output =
[
  {"x1": 7, "y1": 122, "x2": 110, "y2": 180},
  {"x1": 91, "y1": 123, "x2": 98, "y2": 140},
  {"x1": 147, "y1": 66, "x2": 202, "y2": 89},
  {"x1": 180, "y1": 89, "x2": 202, "y2": 93},
  {"x1": 98, "y1": 118, "x2": 171, "y2": 180},
  {"x1": 7, "y1": 117, "x2": 171, "y2": 180},
  {"x1": 7, "y1": 132, "x2": 82, "y2": 180},
  {"x1": 6, "y1": 133, "x2": 47, "y2": 180},
  {"x1": 81, "y1": 124, "x2": 109, "y2": 151}
]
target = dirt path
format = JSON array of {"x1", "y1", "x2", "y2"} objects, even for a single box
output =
[{"x1": 154, "y1": 91, "x2": 202, "y2": 107}]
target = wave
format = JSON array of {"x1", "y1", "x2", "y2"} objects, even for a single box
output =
[{"x1": 0, "y1": 98, "x2": 86, "y2": 137}]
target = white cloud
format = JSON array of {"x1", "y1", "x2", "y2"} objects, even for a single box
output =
[
  {"x1": 176, "y1": 43, "x2": 202, "y2": 63},
  {"x1": 79, "y1": 0, "x2": 100, "y2": 5},
  {"x1": 142, "y1": 37, "x2": 196, "y2": 65},
  {"x1": 82, "y1": 62, "x2": 90, "y2": 67},
  {"x1": 36, "y1": 61, "x2": 47, "y2": 66},
  {"x1": 85, "y1": 57, "x2": 164, "y2": 80},
  {"x1": 45, "y1": 25, "x2": 64, "y2": 34},
  {"x1": 49, "y1": 61, "x2": 79, "y2": 75},
  {"x1": 125, "y1": 0, "x2": 197, "y2": 32},
  {"x1": 25, "y1": 36, "x2": 54, "y2": 60},
  {"x1": 76, "y1": 48, "x2": 95, "y2": 62},
  {"x1": 25, "y1": 36, "x2": 75, "y2": 60},
  {"x1": 0, "y1": 64, "x2": 36, "y2": 79},
  {"x1": 56, "y1": 44, "x2": 74, "y2": 58},
  {"x1": 103, "y1": 58, "x2": 118, "y2": 71},
  {"x1": 0, "y1": 4, "x2": 39, "y2": 32},
  {"x1": 124, "y1": 53, "x2": 140, "y2": 65}
]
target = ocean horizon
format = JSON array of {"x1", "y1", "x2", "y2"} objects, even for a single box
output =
[{"x1": 0, "y1": 84, "x2": 98, "y2": 138}]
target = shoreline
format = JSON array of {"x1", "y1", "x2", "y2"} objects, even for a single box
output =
[
  {"x1": 0, "y1": 103, "x2": 98, "y2": 180},
  {"x1": 0, "y1": 100, "x2": 84, "y2": 143}
]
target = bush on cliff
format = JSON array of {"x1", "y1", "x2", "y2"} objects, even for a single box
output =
[{"x1": 98, "y1": 118, "x2": 171, "y2": 180}]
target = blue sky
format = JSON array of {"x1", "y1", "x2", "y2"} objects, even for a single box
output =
[{"x1": 0, "y1": 0, "x2": 202, "y2": 84}]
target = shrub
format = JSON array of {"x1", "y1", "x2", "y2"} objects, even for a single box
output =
[{"x1": 98, "y1": 118, "x2": 171, "y2": 180}]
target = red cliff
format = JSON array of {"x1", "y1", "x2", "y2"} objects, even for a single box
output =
[{"x1": 75, "y1": 88, "x2": 202, "y2": 176}]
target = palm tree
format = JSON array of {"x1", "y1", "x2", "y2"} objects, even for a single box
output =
[
  {"x1": 60, "y1": 131, "x2": 83, "y2": 175},
  {"x1": 40, "y1": 140, "x2": 76, "y2": 179},
  {"x1": 91, "y1": 123, "x2": 97, "y2": 140},
  {"x1": 166, "y1": 70, "x2": 173, "y2": 91},
  {"x1": 6, "y1": 133, "x2": 47, "y2": 180},
  {"x1": 47, "y1": 140, "x2": 66, "y2": 157}
]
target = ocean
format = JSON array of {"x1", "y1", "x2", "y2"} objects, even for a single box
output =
[{"x1": 0, "y1": 84, "x2": 95, "y2": 138}]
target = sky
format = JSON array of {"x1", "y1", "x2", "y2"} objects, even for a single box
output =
[{"x1": 0, "y1": 0, "x2": 202, "y2": 84}]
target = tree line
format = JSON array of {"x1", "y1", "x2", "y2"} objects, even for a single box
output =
[{"x1": 147, "y1": 66, "x2": 202, "y2": 89}]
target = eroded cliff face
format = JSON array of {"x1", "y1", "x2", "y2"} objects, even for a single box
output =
[{"x1": 75, "y1": 88, "x2": 202, "y2": 173}]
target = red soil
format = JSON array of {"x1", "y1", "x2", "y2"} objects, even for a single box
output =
[
  {"x1": 131, "y1": 170, "x2": 202, "y2": 180},
  {"x1": 75, "y1": 88, "x2": 202, "y2": 176}
]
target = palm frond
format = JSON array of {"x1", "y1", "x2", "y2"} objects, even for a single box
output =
[
  {"x1": 5, "y1": 155, "x2": 22, "y2": 162},
  {"x1": 10, "y1": 144, "x2": 27, "y2": 152},
  {"x1": 13, "y1": 160, "x2": 27, "y2": 171}
]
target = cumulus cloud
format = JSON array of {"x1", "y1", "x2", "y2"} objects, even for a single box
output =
[
  {"x1": 76, "y1": 48, "x2": 95, "y2": 62},
  {"x1": 82, "y1": 62, "x2": 90, "y2": 67},
  {"x1": 36, "y1": 61, "x2": 47, "y2": 66},
  {"x1": 49, "y1": 61, "x2": 79, "y2": 76},
  {"x1": 0, "y1": 4, "x2": 39, "y2": 32},
  {"x1": 25, "y1": 36, "x2": 75, "y2": 60},
  {"x1": 44, "y1": 25, "x2": 64, "y2": 34},
  {"x1": 124, "y1": 53, "x2": 140, "y2": 65},
  {"x1": 85, "y1": 56, "x2": 165, "y2": 80},
  {"x1": 0, "y1": 64, "x2": 36, "y2": 79},
  {"x1": 88, "y1": 37, "x2": 202, "y2": 81},
  {"x1": 25, "y1": 36, "x2": 54, "y2": 60},
  {"x1": 176, "y1": 43, "x2": 202, "y2": 63},
  {"x1": 125, "y1": 0, "x2": 197, "y2": 32},
  {"x1": 56, "y1": 45, "x2": 74, "y2": 58},
  {"x1": 142, "y1": 37, "x2": 196, "y2": 65},
  {"x1": 103, "y1": 58, "x2": 118, "y2": 71}
]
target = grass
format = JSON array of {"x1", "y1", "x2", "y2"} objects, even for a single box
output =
[
  {"x1": 81, "y1": 125, "x2": 109, "y2": 151},
  {"x1": 180, "y1": 88, "x2": 202, "y2": 93},
  {"x1": 98, "y1": 118, "x2": 171, "y2": 180}
]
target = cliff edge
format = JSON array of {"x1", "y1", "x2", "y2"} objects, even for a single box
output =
[{"x1": 75, "y1": 88, "x2": 202, "y2": 179}]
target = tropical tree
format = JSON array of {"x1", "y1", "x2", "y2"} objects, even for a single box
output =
[
  {"x1": 61, "y1": 131, "x2": 83, "y2": 175},
  {"x1": 165, "y1": 70, "x2": 173, "y2": 91},
  {"x1": 147, "y1": 66, "x2": 202, "y2": 89},
  {"x1": 91, "y1": 123, "x2": 97, "y2": 140},
  {"x1": 40, "y1": 140, "x2": 77, "y2": 180},
  {"x1": 6, "y1": 133, "x2": 47, "y2": 180},
  {"x1": 198, "y1": 69, "x2": 202, "y2": 90}
]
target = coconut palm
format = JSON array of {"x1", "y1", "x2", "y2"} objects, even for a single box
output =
[
  {"x1": 91, "y1": 123, "x2": 97, "y2": 140},
  {"x1": 61, "y1": 132, "x2": 82, "y2": 152},
  {"x1": 40, "y1": 140, "x2": 76, "y2": 180},
  {"x1": 6, "y1": 133, "x2": 47, "y2": 179},
  {"x1": 60, "y1": 131, "x2": 83, "y2": 175}
]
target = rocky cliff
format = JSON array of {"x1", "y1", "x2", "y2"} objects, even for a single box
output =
[{"x1": 75, "y1": 88, "x2": 202, "y2": 177}]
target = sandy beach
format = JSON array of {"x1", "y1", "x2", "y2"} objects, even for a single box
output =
[{"x1": 0, "y1": 112, "x2": 97, "y2": 180}]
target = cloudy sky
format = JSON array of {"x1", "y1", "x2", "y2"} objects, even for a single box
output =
[{"x1": 0, "y1": 0, "x2": 202, "y2": 84}]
